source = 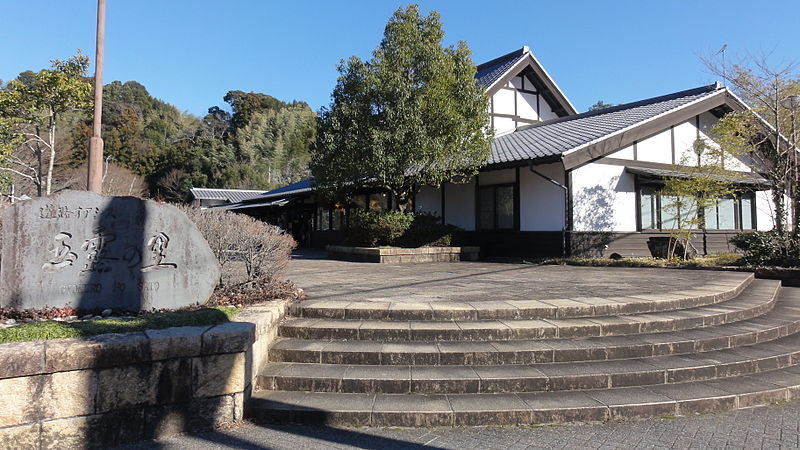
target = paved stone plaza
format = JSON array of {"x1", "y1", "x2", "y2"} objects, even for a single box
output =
[
  {"x1": 122, "y1": 401, "x2": 800, "y2": 449},
  {"x1": 286, "y1": 252, "x2": 734, "y2": 303}
]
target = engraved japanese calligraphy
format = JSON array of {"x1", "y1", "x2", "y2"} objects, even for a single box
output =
[{"x1": 1, "y1": 190, "x2": 220, "y2": 311}]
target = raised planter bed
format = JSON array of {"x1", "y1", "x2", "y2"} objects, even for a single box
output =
[{"x1": 326, "y1": 245, "x2": 480, "y2": 263}]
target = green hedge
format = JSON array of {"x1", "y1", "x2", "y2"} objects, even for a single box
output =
[{"x1": 347, "y1": 211, "x2": 460, "y2": 248}]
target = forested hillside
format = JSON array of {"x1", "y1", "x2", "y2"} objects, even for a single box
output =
[{"x1": 1, "y1": 59, "x2": 315, "y2": 202}]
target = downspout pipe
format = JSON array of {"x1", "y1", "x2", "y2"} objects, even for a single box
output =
[{"x1": 528, "y1": 163, "x2": 569, "y2": 258}]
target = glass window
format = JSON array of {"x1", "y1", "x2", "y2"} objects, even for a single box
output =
[
  {"x1": 718, "y1": 196, "x2": 736, "y2": 230},
  {"x1": 661, "y1": 194, "x2": 679, "y2": 230},
  {"x1": 369, "y1": 193, "x2": 388, "y2": 211},
  {"x1": 740, "y1": 194, "x2": 754, "y2": 230},
  {"x1": 317, "y1": 207, "x2": 330, "y2": 231},
  {"x1": 640, "y1": 187, "x2": 657, "y2": 229},
  {"x1": 496, "y1": 186, "x2": 514, "y2": 229},
  {"x1": 332, "y1": 206, "x2": 345, "y2": 230},
  {"x1": 704, "y1": 203, "x2": 719, "y2": 229},
  {"x1": 352, "y1": 194, "x2": 367, "y2": 211},
  {"x1": 639, "y1": 186, "x2": 757, "y2": 231},
  {"x1": 479, "y1": 188, "x2": 495, "y2": 229},
  {"x1": 479, "y1": 185, "x2": 515, "y2": 230}
]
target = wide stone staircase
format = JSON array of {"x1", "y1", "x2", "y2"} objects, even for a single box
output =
[{"x1": 248, "y1": 272, "x2": 800, "y2": 426}]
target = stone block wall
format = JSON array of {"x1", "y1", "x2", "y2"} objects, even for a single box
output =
[
  {"x1": 326, "y1": 245, "x2": 480, "y2": 263},
  {"x1": 0, "y1": 299, "x2": 290, "y2": 449}
]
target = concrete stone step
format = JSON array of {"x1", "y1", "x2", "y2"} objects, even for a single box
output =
[
  {"x1": 259, "y1": 333, "x2": 800, "y2": 394},
  {"x1": 248, "y1": 366, "x2": 800, "y2": 426},
  {"x1": 278, "y1": 280, "x2": 780, "y2": 342},
  {"x1": 270, "y1": 288, "x2": 800, "y2": 365},
  {"x1": 290, "y1": 273, "x2": 754, "y2": 321}
]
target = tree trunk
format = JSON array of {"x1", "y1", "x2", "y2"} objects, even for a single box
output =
[{"x1": 45, "y1": 110, "x2": 56, "y2": 196}]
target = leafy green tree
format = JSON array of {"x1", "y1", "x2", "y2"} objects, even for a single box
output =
[
  {"x1": 237, "y1": 106, "x2": 315, "y2": 187},
  {"x1": 0, "y1": 52, "x2": 91, "y2": 195},
  {"x1": 312, "y1": 5, "x2": 493, "y2": 211},
  {"x1": 703, "y1": 53, "x2": 800, "y2": 251},
  {"x1": 661, "y1": 137, "x2": 737, "y2": 259},
  {"x1": 587, "y1": 100, "x2": 615, "y2": 112}
]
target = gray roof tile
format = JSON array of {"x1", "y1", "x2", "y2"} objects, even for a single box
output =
[
  {"x1": 475, "y1": 49, "x2": 527, "y2": 88},
  {"x1": 489, "y1": 84, "x2": 721, "y2": 165},
  {"x1": 189, "y1": 188, "x2": 268, "y2": 203}
]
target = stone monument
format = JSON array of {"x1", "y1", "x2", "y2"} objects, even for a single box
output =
[{"x1": 0, "y1": 190, "x2": 220, "y2": 311}]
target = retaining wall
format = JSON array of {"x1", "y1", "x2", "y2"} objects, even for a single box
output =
[
  {"x1": 326, "y1": 245, "x2": 480, "y2": 263},
  {"x1": 0, "y1": 299, "x2": 290, "y2": 449}
]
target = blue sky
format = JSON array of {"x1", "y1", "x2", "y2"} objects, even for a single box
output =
[{"x1": 1, "y1": 1, "x2": 798, "y2": 117}]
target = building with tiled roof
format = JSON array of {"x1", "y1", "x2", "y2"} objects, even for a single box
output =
[{"x1": 225, "y1": 46, "x2": 781, "y2": 258}]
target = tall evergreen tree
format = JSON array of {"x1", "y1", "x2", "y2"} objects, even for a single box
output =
[{"x1": 312, "y1": 5, "x2": 492, "y2": 211}]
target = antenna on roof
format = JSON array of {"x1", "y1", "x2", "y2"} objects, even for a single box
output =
[
  {"x1": 716, "y1": 44, "x2": 728, "y2": 87},
  {"x1": 522, "y1": 45, "x2": 530, "y2": 54}
]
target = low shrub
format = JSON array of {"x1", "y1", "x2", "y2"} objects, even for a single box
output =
[
  {"x1": 536, "y1": 253, "x2": 744, "y2": 268},
  {"x1": 397, "y1": 213, "x2": 460, "y2": 247},
  {"x1": 347, "y1": 210, "x2": 414, "y2": 247},
  {"x1": 347, "y1": 211, "x2": 460, "y2": 247},
  {"x1": 179, "y1": 206, "x2": 297, "y2": 294},
  {"x1": 730, "y1": 231, "x2": 794, "y2": 266}
]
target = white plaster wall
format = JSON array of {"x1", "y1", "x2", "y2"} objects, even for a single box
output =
[
  {"x1": 756, "y1": 190, "x2": 775, "y2": 231},
  {"x1": 517, "y1": 92, "x2": 538, "y2": 121},
  {"x1": 673, "y1": 120, "x2": 697, "y2": 164},
  {"x1": 636, "y1": 129, "x2": 673, "y2": 164},
  {"x1": 493, "y1": 89, "x2": 515, "y2": 115},
  {"x1": 443, "y1": 178, "x2": 475, "y2": 230},
  {"x1": 539, "y1": 99, "x2": 558, "y2": 121},
  {"x1": 571, "y1": 163, "x2": 637, "y2": 232},
  {"x1": 479, "y1": 168, "x2": 516, "y2": 185},
  {"x1": 519, "y1": 163, "x2": 566, "y2": 231},
  {"x1": 415, "y1": 185, "x2": 442, "y2": 217},
  {"x1": 493, "y1": 116, "x2": 516, "y2": 135},
  {"x1": 608, "y1": 144, "x2": 635, "y2": 160}
]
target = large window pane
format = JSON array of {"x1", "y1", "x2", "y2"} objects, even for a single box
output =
[
  {"x1": 317, "y1": 207, "x2": 330, "y2": 231},
  {"x1": 352, "y1": 194, "x2": 367, "y2": 211},
  {"x1": 704, "y1": 203, "x2": 719, "y2": 229},
  {"x1": 740, "y1": 194, "x2": 754, "y2": 229},
  {"x1": 332, "y1": 208, "x2": 344, "y2": 230},
  {"x1": 479, "y1": 187, "x2": 495, "y2": 229},
  {"x1": 496, "y1": 186, "x2": 514, "y2": 229},
  {"x1": 661, "y1": 195, "x2": 679, "y2": 229},
  {"x1": 369, "y1": 193, "x2": 388, "y2": 211},
  {"x1": 718, "y1": 196, "x2": 736, "y2": 229},
  {"x1": 682, "y1": 197, "x2": 699, "y2": 229},
  {"x1": 640, "y1": 187, "x2": 656, "y2": 229}
]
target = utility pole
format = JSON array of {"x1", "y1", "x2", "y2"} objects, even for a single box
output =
[{"x1": 87, "y1": 0, "x2": 106, "y2": 193}]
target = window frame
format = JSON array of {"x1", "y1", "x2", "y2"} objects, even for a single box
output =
[
  {"x1": 636, "y1": 183, "x2": 757, "y2": 231},
  {"x1": 477, "y1": 183, "x2": 517, "y2": 231}
]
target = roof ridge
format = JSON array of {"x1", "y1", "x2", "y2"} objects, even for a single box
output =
[
  {"x1": 514, "y1": 83, "x2": 722, "y2": 132},
  {"x1": 191, "y1": 187, "x2": 267, "y2": 192},
  {"x1": 476, "y1": 46, "x2": 529, "y2": 70}
]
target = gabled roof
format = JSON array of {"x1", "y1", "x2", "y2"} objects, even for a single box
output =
[
  {"x1": 490, "y1": 83, "x2": 736, "y2": 169},
  {"x1": 189, "y1": 188, "x2": 268, "y2": 203},
  {"x1": 253, "y1": 178, "x2": 314, "y2": 201},
  {"x1": 475, "y1": 48, "x2": 528, "y2": 89},
  {"x1": 475, "y1": 46, "x2": 577, "y2": 116}
]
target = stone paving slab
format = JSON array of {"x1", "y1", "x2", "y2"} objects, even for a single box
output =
[
  {"x1": 117, "y1": 398, "x2": 800, "y2": 449},
  {"x1": 279, "y1": 280, "x2": 779, "y2": 342},
  {"x1": 245, "y1": 363, "x2": 800, "y2": 427},
  {"x1": 269, "y1": 293, "x2": 800, "y2": 367},
  {"x1": 259, "y1": 332, "x2": 800, "y2": 394},
  {"x1": 286, "y1": 257, "x2": 752, "y2": 304}
]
